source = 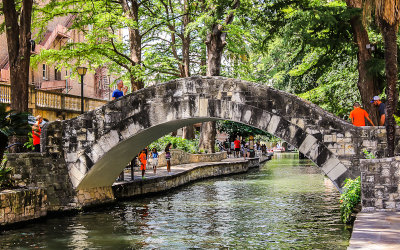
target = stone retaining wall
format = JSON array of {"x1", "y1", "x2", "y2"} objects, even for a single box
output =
[
  {"x1": 7, "y1": 153, "x2": 76, "y2": 211},
  {"x1": 0, "y1": 187, "x2": 47, "y2": 226},
  {"x1": 360, "y1": 157, "x2": 400, "y2": 212},
  {"x1": 6, "y1": 153, "x2": 115, "y2": 212},
  {"x1": 156, "y1": 149, "x2": 227, "y2": 167},
  {"x1": 113, "y1": 158, "x2": 259, "y2": 199}
]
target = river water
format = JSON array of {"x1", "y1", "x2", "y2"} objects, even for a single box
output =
[{"x1": 1, "y1": 153, "x2": 350, "y2": 249}]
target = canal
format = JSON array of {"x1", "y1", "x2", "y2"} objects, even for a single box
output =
[{"x1": 1, "y1": 153, "x2": 350, "y2": 249}]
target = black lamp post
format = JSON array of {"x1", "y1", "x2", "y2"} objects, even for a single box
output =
[
  {"x1": 107, "y1": 74, "x2": 111, "y2": 101},
  {"x1": 77, "y1": 67, "x2": 87, "y2": 114}
]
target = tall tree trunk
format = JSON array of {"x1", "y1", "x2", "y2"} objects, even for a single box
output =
[
  {"x1": 129, "y1": 4, "x2": 143, "y2": 91},
  {"x1": 346, "y1": 2, "x2": 380, "y2": 124},
  {"x1": 181, "y1": 0, "x2": 195, "y2": 140},
  {"x1": 381, "y1": 20, "x2": 398, "y2": 157},
  {"x1": 199, "y1": 0, "x2": 240, "y2": 153},
  {"x1": 2, "y1": 0, "x2": 33, "y2": 113},
  {"x1": 121, "y1": 0, "x2": 143, "y2": 91},
  {"x1": 129, "y1": 26, "x2": 144, "y2": 91}
]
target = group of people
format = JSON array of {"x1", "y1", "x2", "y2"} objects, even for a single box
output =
[
  {"x1": 349, "y1": 96, "x2": 386, "y2": 127},
  {"x1": 137, "y1": 143, "x2": 172, "y2": 179}
]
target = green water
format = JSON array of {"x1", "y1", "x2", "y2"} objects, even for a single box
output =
[{"x1": 0, "y1": 153, "x2": 350, "y2": 249}]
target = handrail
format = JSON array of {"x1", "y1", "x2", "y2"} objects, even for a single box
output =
[{"x1": 0, "y1": 83, "x2": 107, "y2": 112}]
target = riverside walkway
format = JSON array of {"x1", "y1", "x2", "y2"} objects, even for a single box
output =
[
  {"x1": 115, "y1": 157, "x2": 265, "y2": 183},
  {"x1": 112, "y1": 156, "x2": 269, "y2": 199},
  {"x1": 348, "y1": 212, "x2": 400, "y2": 249}
]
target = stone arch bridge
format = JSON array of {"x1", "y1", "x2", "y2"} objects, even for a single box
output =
[{"x1": 41, "y1": 76, "x2": 397, "y2": 191}]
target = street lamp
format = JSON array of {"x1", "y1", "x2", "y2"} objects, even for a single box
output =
[
  {"x1": 107, "y1": 74, "x2": 111, "y2": 101},
  {"x1": 77, "y1": 67, "x2": 87, "y2": 114}
]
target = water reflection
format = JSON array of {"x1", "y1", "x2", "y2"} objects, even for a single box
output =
[{"x1": 0, "y1": 153, "x2": 350, "y2": 249}]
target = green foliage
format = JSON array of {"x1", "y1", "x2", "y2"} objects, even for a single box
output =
[
  {"x1": 148, "y1": 135, "x2": 199, "y2": 154},
  {"x1": 0, "y1": 104, "x2": 30, "y2": 138},
  {"x1": 362, "y1": 149, "x2": 376, "y2": 159},
  {"x1": 340, "y1": 177, "x2": 361, "y2": 224},
  {"x1": 24, "y1": 132, "x2": 34, "y2": 151},
  {"x1": 394, "y1": 115, "x2": 400, "y2": 126},
  {"x1": 298, "y1": 58, "x2": 360, "y2": 118},
  {"x1": 217, "y1": 120, "x2": 271, "y2": 138}
]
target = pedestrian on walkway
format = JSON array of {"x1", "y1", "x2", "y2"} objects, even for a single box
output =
[
  {"x1": 151, "y1": 147, "x2": 159, "y2": 174},
  {"x1": 230, "y1": 141, "x2": 234, "y2": 158},
  {"x1": 165, "y1": 143, "x2": 172, "y2": 174},
  {"x1": 349, "y1": 102, "x2": 375, "y2": 127},
  {"x1": 112, "y1": 79, "x2": 128, "y2": 100},
  {"x1": 32, "y1": 115, "x2": 43, "y2": 152},
  {"x1": 371, "y1": 96, "x2": 386, "y2": 126},
  {"x1": 139, "y1": 149, "x2": 147, "y2": 179},
  {"x1": 234, "y1": 138, "x2": 241, "y2": 158},
  {"x1": 243, "y1": 143, "x2": 248, "y2": 159}
]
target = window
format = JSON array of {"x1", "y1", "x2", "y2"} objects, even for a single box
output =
[
  {"x1": 55, "y1": 68, "x2": 61, "y2": 80},
  {"x1": 42, "y1": 64, "x2": 48, "y2": 80}
]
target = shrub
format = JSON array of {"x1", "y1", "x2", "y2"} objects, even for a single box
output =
[
  {"x1": 340, "y1": 177, "x2": 361, "y2": 224},
  {"x1": 148, "y1": 135, "x2": 199, "y2": 153},
  {"x1": 362, "y1": 149, "x2": 375, "y2": 159},
  {"x1": 24, "y1": 132, "x2": 34, "y2": 151}
]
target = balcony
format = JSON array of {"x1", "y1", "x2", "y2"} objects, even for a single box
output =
[
  {"x1": 39, "y1": 80, "x2": 66, "y2": 91},
  {"x1": 0, "y1": 83, "x2": 107, "y2": 113}
]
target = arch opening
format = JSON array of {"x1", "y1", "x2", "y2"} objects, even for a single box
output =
[{"x1": 77, "y1": 116, "x2": 347, "y2": 192}]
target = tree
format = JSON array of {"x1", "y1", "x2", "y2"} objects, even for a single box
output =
[
  {"x1": 363, "y1": 0, "x2": 400, "y2": 156},
  {"x1": 1, "y1": 0, "x2": 34, "y2": 113},
  {"x1": 346, "y1": 0, "x2": 380, "y2": 124},
  {"x1": 198, "y1": 0, "x2": 240, "y2": 153}
]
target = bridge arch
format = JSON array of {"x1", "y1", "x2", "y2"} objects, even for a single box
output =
[{"x1": 42, "y1": 76, "x2": 375, "y2": 191}]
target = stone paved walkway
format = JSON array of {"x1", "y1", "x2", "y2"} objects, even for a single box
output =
[
  {"x1": 114, "y1": 157, "x2": 258, "y2": 184},
  {"x1": 348, "y1": 212, "x2": 400, "y2": 249}
]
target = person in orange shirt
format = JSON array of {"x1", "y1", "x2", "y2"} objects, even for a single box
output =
[
  {"x1": 139, "y1": 149, "x2": 147, "y2": 179},
  {"x1": 349, "y1": 102, "x2": 375, "y2": 127}
]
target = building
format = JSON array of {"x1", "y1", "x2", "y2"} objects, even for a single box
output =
[{"x1": 0, "y1": 10, "x2": 116, "y2": 120}]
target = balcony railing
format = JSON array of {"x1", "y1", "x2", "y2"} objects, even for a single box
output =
[
  {"x1": 40, "y1": 80, "x2": 67, "y2": 90},
  {"x1": 0, "y1": 83, "x2": 107, "y2": 113}
]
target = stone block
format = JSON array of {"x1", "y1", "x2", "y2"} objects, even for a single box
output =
[
  {"x1": 381, "y1": 168, "x2": 391, "y2": 177},
  {"x1": 324, "y1": 135, "x2": 333, "y2": 142},
  {"x1": 199, "y1": 98, "x2": 208, "y2": 117},
  {"x1": 266, "y1": 115, "x2": 280, "y2": 135},
  {"x1": 65, "y1": 153, "x2": 78, "y2": 163},
  {"x1": 366, "y1": 175, "x2": 374, "y2": 182},
  {"x1": 298, "y1": 135, "x2": 317, "y2": 155},
  {"x1": 322, "y1": 157, "x2": 340, "y2": 174},
  {"x1": 308, "y1": 143, "x2": 320, "y2": 161},
  {"x1": 69, "y1": 165, "x2": 84, "y2": 186},
  {"x1": 327, "y1": 163, "x2": 347, "y2": 181}
]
